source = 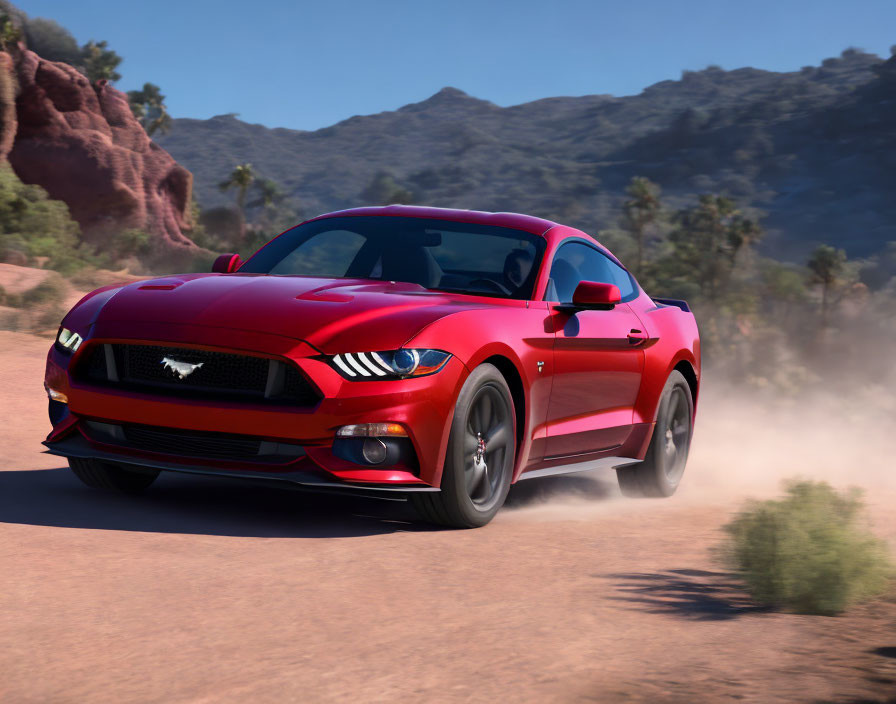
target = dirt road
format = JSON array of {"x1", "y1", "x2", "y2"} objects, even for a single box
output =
[{"x1": 1, "y1": 330, "x2": 894, "y2": 703}]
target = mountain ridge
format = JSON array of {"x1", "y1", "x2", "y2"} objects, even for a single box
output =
[{"x1": 155, "y1": 48, "x2": 895, "y2": 260}]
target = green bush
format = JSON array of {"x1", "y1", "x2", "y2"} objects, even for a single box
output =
[
  {"x1": 720, "y1": 480, "x2": 893, "y2": 615},
  {"x1": 105, "y1": 228, "x2": 151, "y2": 259},
  {"x1": 20, "y1": 273, "x2": 66, "y2": 306},
  {"x1": 0, "y1": 164, "x2": 87, "y2": 270}
]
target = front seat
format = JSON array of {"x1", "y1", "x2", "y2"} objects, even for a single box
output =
[{"x1": 380, "y1": 246, "x2": 442, "y2": 288}]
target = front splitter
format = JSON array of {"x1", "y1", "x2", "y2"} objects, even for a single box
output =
[{"x1": 43, "y1": 434, "x2": 439, "y2": 500}]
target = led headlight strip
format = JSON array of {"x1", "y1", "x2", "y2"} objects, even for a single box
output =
[
  {"x1": 333, "y1": 351, "x2": 392, "y2": 377},
  {"x1": 330, "y1": 349, "x2": 450, "y2": 379},
  {"x1": 55, "y1": 327, "x2": 84, "y2": 354}
]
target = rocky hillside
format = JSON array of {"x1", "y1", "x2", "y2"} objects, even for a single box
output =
[
  {"x1": 157, "y1": 48, "x2": 896, "y2": 260},
  {"x1": 1, "y1": 46, "x2": 197, "y2": 263}
]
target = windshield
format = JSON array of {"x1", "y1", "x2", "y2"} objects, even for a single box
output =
[{"x1": 239, "y1": 216, "x2": 546, "y2": 300}]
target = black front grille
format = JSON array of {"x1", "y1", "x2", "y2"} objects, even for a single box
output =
[
  {"x1": 123, "y1": 424, "x2": 262, "y2": 459},
  {"x1": 83, "y1": 421, "x2": 306, "y2": 463},
  {"x1": 81, "y1": 343, "x2": 320, "y2": 406}
]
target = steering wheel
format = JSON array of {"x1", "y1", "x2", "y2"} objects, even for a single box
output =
[{"x1": 468, "y1": 278, "x2": 511, "y2": 295}]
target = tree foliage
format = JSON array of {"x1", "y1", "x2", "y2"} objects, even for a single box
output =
[
  {"x1": 22, "y1": 17, "x2": 79, "y2": 63},
  {"x1": 620, "y1": 176, "x2": 662, "y2": 277},
  {"x1": 218, "y1": 163, "x2": 255, "y2": 216},
  {"x1": 807, "y1": 244, "x2": 847, "y2": 326},
  {"x1": 80, "y1": 39, "x2": 122, "y2": 83},
  {"x1": 0, "y1": 9, "x2": 21, "y2": 52},
  {"x1": 247, "y1": 177, "x2": 283, "y2": 210},
  {"x1": 127, "y1": 82, "x2": 172, "y2": 136},
  {"x1": 0, "y1": 163, "x2": 83, "y2": 271},
  {"x1": 660, "y1": 194, "x2": 763, "y2": 298},
  {"x1": 360, "y1": 171, "x2": 414, "y2": 205}
]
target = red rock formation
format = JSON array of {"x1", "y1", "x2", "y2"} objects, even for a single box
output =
[{"x1": 7, "y1": 49, "x2": 197, "y2": 258}]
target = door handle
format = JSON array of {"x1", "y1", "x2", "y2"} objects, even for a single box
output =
[{"x1": 627, "y1": 329, "x2": 648, "y2": 346}]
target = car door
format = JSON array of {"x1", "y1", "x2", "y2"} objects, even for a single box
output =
[{"x1": 544, "y1": 240, "x2": 645, "y2": 458}]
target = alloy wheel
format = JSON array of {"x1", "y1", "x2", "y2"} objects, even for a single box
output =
[
  {"x1": 662, "y1": 385, "x2": 691, "y2": 482},
  {"x1": 462, "y1": 384, "x2": 512, "y2": 507}
]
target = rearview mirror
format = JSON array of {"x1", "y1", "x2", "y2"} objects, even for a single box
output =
[
  {"x1": 212, "y1": 253, "x2": 242, "y2": 274},
  {"x1": 570, "y1": 281, "x2": 621, "y2": 310}
]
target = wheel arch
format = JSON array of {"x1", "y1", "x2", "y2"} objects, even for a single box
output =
[
  {"x1": 672, "y1": 358, "x2": 699, "y2": 409},
  {"x1": 634, "y1": 347, "x2": 700, "y2": 427}
]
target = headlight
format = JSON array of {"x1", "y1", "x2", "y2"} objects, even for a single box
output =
[
  {"x1": 329, "y1": 349, "x2": 451, "y2": 379},
  {"x1": 55, "y1": 327, "x2": 84, "y2": 354}
]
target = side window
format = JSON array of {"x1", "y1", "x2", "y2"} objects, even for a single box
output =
[
  {"x1": 603, "y1": 257, "x2": 637, "y2": 300},
  {"x1": 545, "y1": 241, "x2": 637, "y2": 302}
]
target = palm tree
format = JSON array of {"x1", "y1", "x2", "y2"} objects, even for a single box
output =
[
  {"x1": 621, "y1": 176, "x2": 661, "y2": 277},
  {"x1": 807, "y1": 244, "x2": 847, "y2": 328},
  {"x1": 218, "y1": 164, "x2": 255, "y2": 218}
]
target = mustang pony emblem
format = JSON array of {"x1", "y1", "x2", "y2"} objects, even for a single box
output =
[{"x1": 161, "y1": 356, "x2": 204, "y2": 380}]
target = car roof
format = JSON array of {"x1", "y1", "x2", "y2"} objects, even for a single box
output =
[{"x1": 309, "y1": 205, "x2": 560, "y2": 237}]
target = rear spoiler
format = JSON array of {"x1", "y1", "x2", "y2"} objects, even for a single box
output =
[{"x1": 652, "y1": 297, "x2": 691, "y2": 313}]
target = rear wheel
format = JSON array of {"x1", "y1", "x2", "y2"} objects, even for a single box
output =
[
  {"x1": 68, "y1": 457, "x2": 160, "y2": 493},
  {"x1": 410, "y1": 364, "x2": 515, "y2": 528},
  {"x1": 616, "y1": 369, "x2": 693, "y2": 498}
]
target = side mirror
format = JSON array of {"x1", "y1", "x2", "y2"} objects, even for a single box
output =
[
  {"x1": 212, "y1": 253, "x2": 242, "y2": 274},
  {"x1": 570, "y1": 281, "x2": 621, "y2": 310}
]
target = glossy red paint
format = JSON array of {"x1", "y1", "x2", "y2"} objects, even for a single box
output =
[
  {"x1": 572, "y1": 281, "x2": 621, "y2": 307},
  {"x1": 44, "y1": 206, "x2": 700, "y2": 492}
]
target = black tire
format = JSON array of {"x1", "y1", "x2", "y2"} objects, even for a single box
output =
[
  {"x1": 410, "y1": 363, "x2": 516, "y2": 528},
  {"x1": 616, "y1": 370, "x2": 693, "y2": 498},
  {"x1": 68, "y1": 457, "x2": 160, "y2": 493}
]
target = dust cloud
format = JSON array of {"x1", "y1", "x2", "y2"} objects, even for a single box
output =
[{"x1": 503, "y1": 373, "x2": 896, "y2": 522}]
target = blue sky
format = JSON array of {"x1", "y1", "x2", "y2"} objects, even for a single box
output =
[{"x1": 18, "y1": 0, "x2": 896, "y2": 131}]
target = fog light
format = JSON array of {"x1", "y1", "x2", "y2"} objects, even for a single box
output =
[
  {"x1": 45, "y1": 385, "x2": 68, "y2": 404},
  {"x1": 361, "y1": 437, "x2": 388, "y2": 464}
]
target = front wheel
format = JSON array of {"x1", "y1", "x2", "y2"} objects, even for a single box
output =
[
  {"x1": 616, "y1": 369, "x2": 693, "y2": 498},
  {"x1": 410, "y1": 364, "x2": 515, "y2": 528},
  {"x1": 68, "y1": 457, "x2": 160, "y2": 493}
]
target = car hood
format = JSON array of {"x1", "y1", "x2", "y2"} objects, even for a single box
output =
[{"x1": 80, "y1": 274, "x2": 491, "y2": 353}]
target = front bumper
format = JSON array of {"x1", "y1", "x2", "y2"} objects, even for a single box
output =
[
  {"x1": 43, "y1": 433, "x2": 438, "y2": 495},
  {"x1": 44, "y1": 322, "x2": 467, "y2": 489}
]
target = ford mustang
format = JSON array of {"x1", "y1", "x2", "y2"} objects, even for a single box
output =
[{"x1": 43, "y1": 205, "x2": 700, "y2": 528}]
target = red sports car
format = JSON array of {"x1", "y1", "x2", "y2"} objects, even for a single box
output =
[{"x1": 44, "y1": 206, "x2": 700, "y2": 527}]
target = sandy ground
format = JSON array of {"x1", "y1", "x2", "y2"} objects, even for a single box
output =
[
  {"x1": 1, "y1": 329, "x2": 895, "y2": 703},
  {"x1": 0, "y1": 264, "x2": 55, "y2": 295}
]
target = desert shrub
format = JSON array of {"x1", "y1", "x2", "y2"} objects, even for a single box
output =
[
  {"x1": 34, "y1": 300, "x2": 65, "y2": 331},
  {"x1": 0, "y1": 272, "x2": 68, "y2": 332},
  {"x1": 720, "y1": 480, "x2": 893, "y2": 615},
  {"x1": 19, "y1": 273, "x2": 66, "y2": 306},
  {"x1": 0, "y1": 164, "x2": 90, "y2": 270},
  {"x1": 105, "y1": 228, "x2": 151, "y2": 259},
  {"x1": 0, "y1": 307, "x2": 21, "y2": 331}
]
